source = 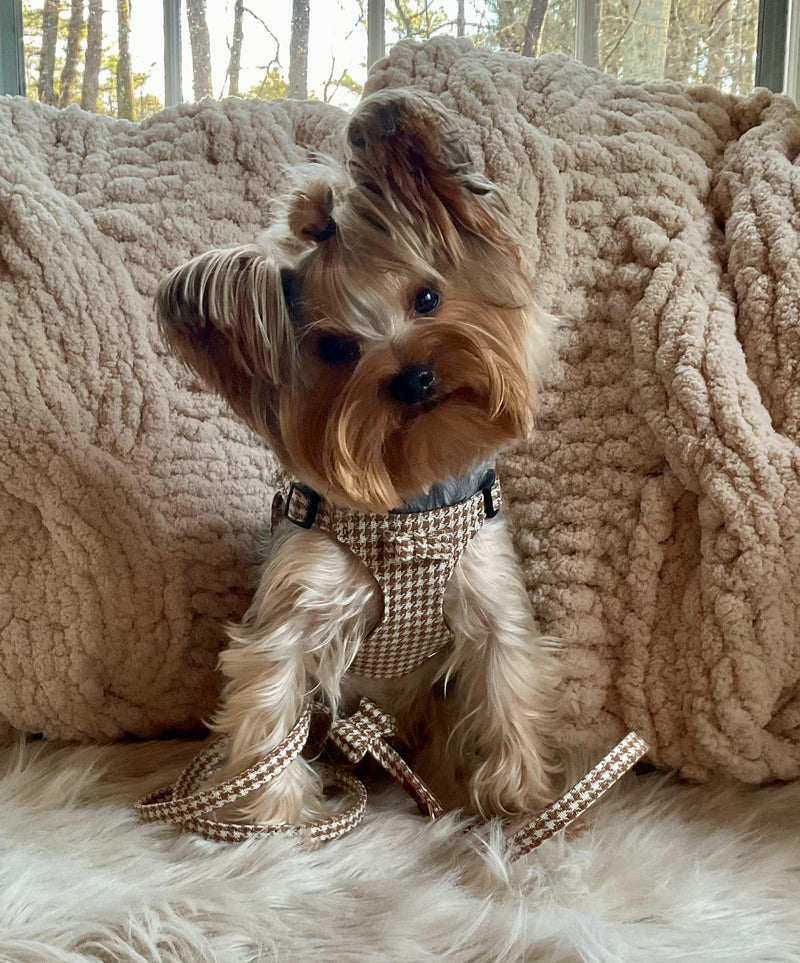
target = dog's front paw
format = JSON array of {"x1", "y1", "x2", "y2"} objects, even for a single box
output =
[
  {"x1": 470, "y1": 745, "x2": 557, "y2": 818},
  {"x1": 212, "y1": 755, "x2": 325, "y2": 826}
]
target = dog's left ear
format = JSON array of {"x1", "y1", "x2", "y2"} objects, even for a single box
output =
[
  {"x1": 286, "y1": 177, "x2": 338, "y2": 244},
  {"x1": 346, "y1": 89, "x2": 515, "y2": 256}
]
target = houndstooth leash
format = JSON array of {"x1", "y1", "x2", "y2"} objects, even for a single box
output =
[{"x1": 135, "y1": 699, "x2": 648, "y2": 858}]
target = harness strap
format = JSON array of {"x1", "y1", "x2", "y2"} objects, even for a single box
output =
[
  {"x1": 136, "y1": 703, "x2": 313, "y2": 825},
  {"x1": 135, "y1": 701, "x2": 648, "y2": 858},
  {"x1": 134, "y1": 699, "x2": 441, "y2": 846}
]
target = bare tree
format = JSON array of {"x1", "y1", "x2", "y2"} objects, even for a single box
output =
[
  {"x1": 663, "y1": 0, "x2": 685, "y2": 79},
  {"x1": 226, "y1": 0, "x2": 245, "y2": 96},
  {"x1": 116, "y1": 0, "x2": 134, "y2": 119},
  {"x1": 59, "y1": 0, "x2": 84, "y2": 107},
  {"x1": 497, "y1": 0, "x2": 516, "y2": 29},
  {"x1": 38, "y1": 0, "x2": 60, "y2": 105},
  {"x1": 289, "y1": 0, "x2": 310, "y2": 99},
  {"x1": 392, "y1": 0, "x2": 414, "y2": 36},
  {"x1": 81, "y1": 0, "x2": 103, "y2": 111},
  {"x1": 186, "y1": 0, "x2": 213, "y2": 100},
  {"x1": 704, "y1": 0, "x2": 731, "y2": 85},
  {"x1": 522, "y1": 0, "x2": 550, "y2": 55}
]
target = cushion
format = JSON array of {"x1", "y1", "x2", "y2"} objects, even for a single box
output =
[{"x1": 365, "y1": 40, "x2": 800, "y2": 781}]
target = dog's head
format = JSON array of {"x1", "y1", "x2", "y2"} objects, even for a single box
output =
[{"x1": 157, "y1": 89, "x2": 549, "y2": 511}]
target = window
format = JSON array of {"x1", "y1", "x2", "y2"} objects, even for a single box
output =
[{"x1": 2, "y1": 0, "x2": 797, "y2": 114}]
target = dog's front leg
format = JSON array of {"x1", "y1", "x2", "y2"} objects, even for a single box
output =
[
  {"x1": 443, "y1": 518, "x2": 562, "y2": 818},
  {"x1": 211, "y1": 526, "x2": 380, "y2": 826}
]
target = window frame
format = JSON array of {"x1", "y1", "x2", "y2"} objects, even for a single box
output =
[
  {"x1": 786, "y1": 0, "x2": 800, "y2": 100},
  {"x1": 164, "y1": 0, "x2": 182, "y2": 107},
  {"x1": 0, "y1": 0, "x2": 25, "y2": 97},
  {"x1": 1, "y1": 0, "x2": 797, "y2": 103}
]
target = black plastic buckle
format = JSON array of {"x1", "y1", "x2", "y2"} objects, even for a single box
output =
[
  {"x1": 481, "y1": 469, "x2": 499, "y2": 518},
  {"x1": 286, "y1": 483, "x2": 320, "y2": 529}
]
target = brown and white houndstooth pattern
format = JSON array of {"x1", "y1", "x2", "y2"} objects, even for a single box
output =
[
  {"x1": 508, "y1": 731, "x2": 650, "y2": 857},
  {"x1": 279, "y1": 479, "x2": 502, "y2": 678},
  {"x1": 135, "y1": 702, "x2": 368, "y2": 845},
  {"x1": 135, "y1": 693, "x2": 648, "y2": 854},
  {"x1": 134, "y1": 699, "x2": 440, "y2": 844},
  {"x1": 136, "y1": 477, "x2": 648, "y2": 850},
  {"x1": 135, "y1": 702, "x2": 313, "y2": 825},
  {"x1": 328, "y1": 698, "x2": 444, "y2": 819}
]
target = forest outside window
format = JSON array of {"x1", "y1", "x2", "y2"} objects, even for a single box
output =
[{"x1": 2, "y1": 0, "x2": 796, "y2": 119}]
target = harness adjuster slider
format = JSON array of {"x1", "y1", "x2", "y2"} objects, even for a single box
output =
[
  {"x1": 286, "y1": 483, "x2": 321, "y2": 529},
  {"x1": 482, "y1": 470, "x2": 499, "y2": 518}
]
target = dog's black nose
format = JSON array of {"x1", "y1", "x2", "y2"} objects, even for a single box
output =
[{"x1": 388, "y1": 365, "x2": 437, "y2": 406}]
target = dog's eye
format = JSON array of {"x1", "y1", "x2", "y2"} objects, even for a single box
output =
[
  {"x1": 317, "y1": 333, "x2": 361, "y2": 367},
  {"x1": 414, "y1": 288, "x2": 440, "y2": 315}
]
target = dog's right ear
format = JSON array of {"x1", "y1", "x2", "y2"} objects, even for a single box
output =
[
  {"x1": 286, "y1": 178, "x2": 338, "y2": 244},
  {"x1": 155, "y1": 246, "x2": 297, "y2": 424}
]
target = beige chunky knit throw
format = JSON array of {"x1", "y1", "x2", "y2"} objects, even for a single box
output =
[{"x1": 2, "y1": 40, "x2": 799, "y2": 782}]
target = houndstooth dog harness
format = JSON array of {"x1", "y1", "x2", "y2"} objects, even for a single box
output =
[{"x1": 275, "y1": 472, "x2": 503, "y2": 678}]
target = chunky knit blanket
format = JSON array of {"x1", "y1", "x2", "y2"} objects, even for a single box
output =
[{"x1": 2, "y1": 39, "x2": 799, "y2": 783}]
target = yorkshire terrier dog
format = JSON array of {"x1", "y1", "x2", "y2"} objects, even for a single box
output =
[{"x1": 156, "y1": 89, "x2": 561, "y2": 829}]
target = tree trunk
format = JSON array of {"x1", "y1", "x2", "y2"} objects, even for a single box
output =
[
  {"x1": 663, "y1": 0, "x2": 699, "y2": 83},
  {"x1": 186, "y1": 0, "x2": 213, "y2": 100},
  {"x1": 663, "y1": 0, "x2": 682, "y2": 79},
  {"x1": 38, "y1": 0, "x2": 60, "y2": 105},
  {"x1": 457, "y1": 0, "x2": 466, "y2": 36},
  {"x1": 116, "y1": 0, "x2": 134, "y2": 119},
  {"x1": 59, "y1": 0, "x2": 85, "y2": 107},
  {"x1": 81, "y1": 0, "x2": 103, "y2": 111},
  {"x1": 704, "y1": 0, "x2": 730, "y2": 86},
  {"x1": 497, "y1": 0, "x2": 516, "y2": 29},
  {"x1": 289, "y1": 0, "x2": 310, "y2": 99},
  {"x1": 522, "y1": 0, "x2": 550, "y2": 56},
  {"x1": 227, "y1": 0, "x2": 244, "y2": 96}
]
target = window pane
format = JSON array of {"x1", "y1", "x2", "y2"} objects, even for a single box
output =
[
  {"x1": 596, "y1": 0, "x2": 758, "y2": 93},
  {"x1": 384, "y1": 1, "x2": 575, "y2": 58},
  {"x1": 23, "y1": 0, "x2": 166, "y2": 119},
  {"x1": 181, "y1": 1, "x2": 368, "y2": 108},
  {"x1": 17, "y1": 0, "x2": 768, "y2": 116},
  {"x1": 381, "y1": 0, "x2": 758, "y2": 95}
]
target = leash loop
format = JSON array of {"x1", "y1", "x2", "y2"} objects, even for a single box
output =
[{"x1": 136, "y1": 701, "x2": 647, "y2": 856}]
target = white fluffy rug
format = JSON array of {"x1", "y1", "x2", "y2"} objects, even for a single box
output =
[{"x1": 1, "y1": 738, "x2": 799, "y2": 962}]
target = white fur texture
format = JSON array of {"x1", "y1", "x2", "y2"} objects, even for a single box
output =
[{"x1": 2, "y1": 736, "x2": 799, "y2": 962}]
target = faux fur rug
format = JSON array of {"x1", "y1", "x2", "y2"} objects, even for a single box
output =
[
  {"x1": 3, "y1": 39, "x2": 800, "y2": 784},
  {"x1": 1, "y1": 736, "x2": 799, "y2": 962}
]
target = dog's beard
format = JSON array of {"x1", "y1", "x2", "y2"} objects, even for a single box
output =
[{"x1": 280, "y1": 305, "x2": 537, "y2": 511}]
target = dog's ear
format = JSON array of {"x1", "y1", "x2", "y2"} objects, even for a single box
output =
[
  {"x1": 286, "y1": 177, "x2": 338, "y2": 244},
  {"x1": 155, "y1": 246, "x2": 297, "y2": 425},
  {"x1": 346, "y1": 89, "x2": 515, "y2": 257}
]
